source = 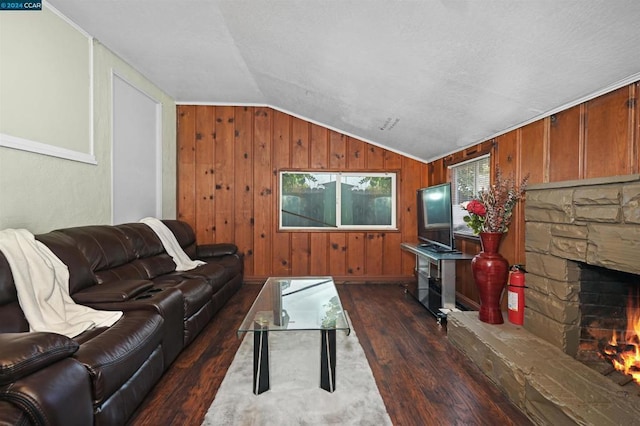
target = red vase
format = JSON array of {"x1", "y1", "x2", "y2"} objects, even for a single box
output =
[{"x1": 471, "y1": 232, "x2": 509, "y2": 324}]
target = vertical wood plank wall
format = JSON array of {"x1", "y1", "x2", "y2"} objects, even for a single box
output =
[
  {"x1": 177, "y1": 106, "x2": 427, "y2": 283},
  {"x1": 177, "y1": 81, "x2": 638, "y2": 304},
  {"x1": 430, "y1": 82, "x2": 639, "y2": 308}
]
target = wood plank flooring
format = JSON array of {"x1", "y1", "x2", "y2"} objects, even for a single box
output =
[{"x1": 128, "y1": 284, "x2": 532, "y2": 425}]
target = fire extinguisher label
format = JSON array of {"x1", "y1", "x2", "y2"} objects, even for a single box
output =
[{"x1": 508, "y1": 290, "x2": 519, "y2": 311}]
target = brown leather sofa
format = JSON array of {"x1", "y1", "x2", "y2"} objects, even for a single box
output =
[{"x1": 0, "y1": 220, "x2": 243, "y2": 425}]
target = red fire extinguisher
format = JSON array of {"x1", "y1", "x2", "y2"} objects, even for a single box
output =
[{"x1": 507, "y1": 265, "x2": 526, "y2": 325}]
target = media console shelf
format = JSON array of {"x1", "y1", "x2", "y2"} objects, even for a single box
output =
[{"x1": 401, "y1": 242, "x2": 474, "y2": 322}]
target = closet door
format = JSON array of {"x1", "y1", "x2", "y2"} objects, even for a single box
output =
[{"x1": 112, "y1": 74, "x2": 162, "y2": 224}]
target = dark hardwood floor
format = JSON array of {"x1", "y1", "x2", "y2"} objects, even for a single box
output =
[{"x1": 128, "y1": 283, "x2": 532, "y2": 425}]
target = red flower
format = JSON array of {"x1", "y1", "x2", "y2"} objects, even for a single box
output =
[{"x1": 466, "y1": 199, "x2": 486, "y2": 216}]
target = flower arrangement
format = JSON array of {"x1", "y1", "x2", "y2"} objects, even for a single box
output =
[{"x1": 460, "y1": 168, "x2": 529, "y2": 234}]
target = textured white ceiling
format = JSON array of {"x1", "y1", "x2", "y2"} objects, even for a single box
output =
[{"x1": 48, "y1": 0, "x2": 640, "y2": 162}]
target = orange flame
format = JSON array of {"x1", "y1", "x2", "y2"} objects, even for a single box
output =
[{"x1": 602, "y1": 292, "x2": 640, "y2": 384}]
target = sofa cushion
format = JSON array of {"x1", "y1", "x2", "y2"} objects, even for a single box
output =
[
  {"x1": 57, "y1": 226, "x2": 137, "y2": 275},
  {"x1": 72, "y1": 310, "x2": 163, "y2": 404},
  {"x1": 72, "y1": 280, "x2": 154, "y2": 304},
  {"x1": 185, "y1": 256, "x2": 243, "y2": 291},
  {"x1": 0, "y1": 333, "x2": 79, "y2": 385},
  {"x1": 180, "y1": 263, "x2": 230, "y2": 294},
  {"x1": 117, "y1": 223, "x2": 178, "y2": 278},
  {"x1": 150, "y1": 277, "x2": 212, "y2": 318},
  {"x1": 161, "y1": 220, "x2": 198, "y2": 258},
  {"x1": 35, "y1": 231, "x2": 97, "y2": 294},
  {"x1": 197, "y1": 243, "x2": 237, "y2": 258}
]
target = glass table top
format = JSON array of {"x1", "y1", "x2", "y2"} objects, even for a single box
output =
[{"x1": 238, "y1": 276, "x2": 351, "y2": 335}]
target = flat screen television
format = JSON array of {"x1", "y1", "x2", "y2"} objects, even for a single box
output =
[{"x1": 416, "y1": 183, "x2": 455, "y2": 252}]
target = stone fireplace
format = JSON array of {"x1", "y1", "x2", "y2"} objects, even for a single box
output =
[
  {"x1": 524, "y1": 175, "x2": 640, "y2": 357},
  {"x1": 447, "y1": 174, "x2": 640, "y2": 425}
]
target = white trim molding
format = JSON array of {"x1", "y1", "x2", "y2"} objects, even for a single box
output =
[
  {"x1": 0, "y1": 3, "x2": 96, "y2": 165},
  {"x1": 0, "y1": 133, "x2": 97, "y2": 164}
]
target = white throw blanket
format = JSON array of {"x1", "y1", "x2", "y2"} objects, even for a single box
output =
[
  {"x1": 140, "y1": 217, "x2": 205, "y2": 271},
  {"x1": 0, "y1": 229, "x2": 122, "y2": 338}
]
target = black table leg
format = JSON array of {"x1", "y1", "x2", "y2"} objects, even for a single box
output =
[
  {"x1": 320, "y1": 329, "x2": 336, "y2": 392},
  {"x1": 253, "y1": 323, "x2": 269, "y2": 394}
]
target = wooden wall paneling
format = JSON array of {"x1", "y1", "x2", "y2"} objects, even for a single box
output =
[
  {"x1": 429, "y1": 158, "x2": 446, "y2": 185},
  {"x1": 291, "y1": 233, "x2": 311, "y2": 276},
  {"x1": 176, "y1": 106, "x2": 196, "y2": 225},
  {"x1": 272, "y1": 110, "x2": 292, "y2": 276},
  {"x1": 310, "y1": 233, "x2": 329, "y2": 276},
  {"x1": 516, "y1": 120, "x2": 546, "y2": 265},
  {"x1": 455, "y1": 237, "x2": 480, "y2": 310},
  {"x1": 635, "y1": 83, "x2": 640, "y2": 173},
  {"x1": 400, "y1": 157, "x2": 423, "y2": 276},
  {"x1": 329, "y1": 233, "x2": 347, "y2": 276},
  {"x1": 177, "y1": 105, "x2": 455, "y2": 283},
  {"x1": 493, "y1": 130, "x2": 519, "y2": 267},
  {"x1": 549, "y1": 106, "x2": 582, "y2": 182},
  {"x1": 329, "y1": 130, "x2": 347, "y2": 169},
  {"x1": 366, "y1": 144, "x2": 385, "y2": 170},
  {"x1": 309, "y1": 125, "x2": 330, "y2": 275},
  {"x1": 347, "y1": 137, "x2": 366, "y2": 169},
  {"x1": 194, "y1": 106, "x2": 216, "y2": 243},
  {"x1": 310, "y1": 125, "x2": 329, "y2": 169},
  {"x1": 383, "y1": 150, "x2": 402, "y2": 170},
  {"x1": 365, "y1": 232, "x2": 384, "y2": 276},
  {"x1": 382, "y1": 231, "x2": 403, "y2": 276},
  {"x1": 584, "y1": 86, "x2": 632, "y2": 178},
  {"x1": 347, "y1": 233, "x2": 365, "y2": 276},
  {"x1": 291, "y1": 116, "x2": 310, "y2": 168},
  {"x1": 233, "y1": 106, "x2": 255, "y2": 276},
  {"x1": 382, "y1": 151, "x2": 404, "y2": 277},
  {"x1": 213, "y1": 106, "x2": 235, "y2": 243},
  {"x1": 252, "y1": 107, "x2": 273, "y2": 276},
  {"x1": 520, "y1": 120, "x2": 546, "y2": 185}
]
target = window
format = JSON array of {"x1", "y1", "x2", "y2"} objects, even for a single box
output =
[
  {"x1": 450, "y1": 155, "x2": 490, "y2": 235},
  {"x1": 279, "y1": 171, "x2": 397, "y2": 230}
]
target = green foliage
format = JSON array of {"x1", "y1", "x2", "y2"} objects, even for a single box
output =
[
  {"x1": 358, "y1": 176, "x2": 392, "y2": 194},
  {"x1": 282, "y1": 173, "x2": 317, "y2": 193}
]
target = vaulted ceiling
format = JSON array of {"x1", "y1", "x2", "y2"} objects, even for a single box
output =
[{"x1": 48, "y1": 0, "x2": 640, "y2": 162}]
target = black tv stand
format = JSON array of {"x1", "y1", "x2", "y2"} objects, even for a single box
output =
[
  {"x1": 401, "y1": 242, "x2": 474, "y2": 320},
  {"x1": 417, "y1": 243, "x2": 459, "y2": 254}
]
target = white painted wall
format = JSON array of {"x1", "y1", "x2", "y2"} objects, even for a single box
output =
[
  {"x1": 0, "y1": 6, "x2": 176, "y2": 233},
  {"x1": 112, "y1": 74, "x2": 162, "y2": 224}
]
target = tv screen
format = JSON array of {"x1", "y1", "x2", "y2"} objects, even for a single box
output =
[{"x1": 416, "y1": 183, "x2": 455, "y2": 251}]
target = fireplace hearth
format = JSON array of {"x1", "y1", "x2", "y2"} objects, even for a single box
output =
[{"x1": 448, "y1": 175, "x2": 640, "y2": 424}]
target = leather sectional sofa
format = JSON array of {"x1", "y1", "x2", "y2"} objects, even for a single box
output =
[{"x1": 0, "y1": 220, "x2": 243, "y2": 425}]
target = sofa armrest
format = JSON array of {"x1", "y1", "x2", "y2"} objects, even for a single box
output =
[
  {"x1": 1, "y1": 357, "x2": 93, "y2": 426},
  {"x1": 0, "y1": 333, "x2": 78, "y2": 385},
  {"x1": 0, "y1": 400, "x2": 28, "y2": 425},
  {"x1": 72, "y1": 280, "x2": 154, "y2": 304},
  {"x1": 196, "y1": 243, "x2": 238, "y2": 258}
]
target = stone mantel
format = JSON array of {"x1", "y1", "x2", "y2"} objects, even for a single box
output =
[
  {"x1": 527, "y1": 174, "x2": 640, "y2": 191},
  {"x1": 524, "y1": 174, "x2": 640, "y2": 355}
]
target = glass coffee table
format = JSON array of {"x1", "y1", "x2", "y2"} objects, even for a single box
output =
[{"x1": 238, "y1": 276, "x2": 351, "y2": 395}]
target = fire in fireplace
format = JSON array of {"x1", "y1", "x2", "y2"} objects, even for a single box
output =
[
  {"x1": 579, "y1": 263, "x2": 640, "y2": 387},
  {"x1": 600, "y1": 290, "x2": 640, "y2": 384}
]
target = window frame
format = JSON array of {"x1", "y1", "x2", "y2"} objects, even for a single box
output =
[
  {"x1": 278, "y1": 170, "x2": 398, "y2": 231},
  {"x1": 449, "y1": 154, "x2": 490, "y2": 237}
]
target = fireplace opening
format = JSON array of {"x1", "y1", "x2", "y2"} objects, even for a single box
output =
[{"x1": 578, "y1": 263, "x2": 640, "y2": 389}]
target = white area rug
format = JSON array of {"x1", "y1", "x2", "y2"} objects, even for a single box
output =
[{"x1": 202, "y1": 329, "x2": 392, "y2": 425}]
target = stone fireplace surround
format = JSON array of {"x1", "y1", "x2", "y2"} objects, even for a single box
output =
[
  {"x1": 524, "y1": 174, "x2": 640, "y2": 356},
  {"x1": 448, "y1": 175, "x2": 640, "y2": 425}
]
